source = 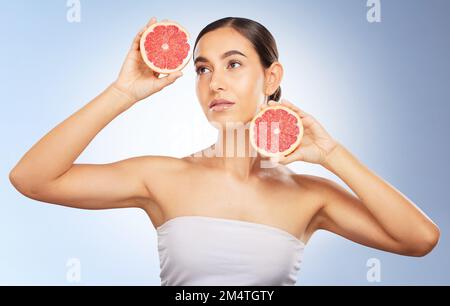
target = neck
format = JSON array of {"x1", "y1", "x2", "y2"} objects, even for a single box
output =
[{"x1": 201, "y1": 123, "x2": 271, "y2": 181}]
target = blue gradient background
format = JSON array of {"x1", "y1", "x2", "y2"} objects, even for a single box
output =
[{"x1": 1, "y1": 0, "x2": 449, "y2": 285}]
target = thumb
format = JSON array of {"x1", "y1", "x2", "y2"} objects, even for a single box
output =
[{"x1": 155, "y1": 71, "x2": 183, "y2": 89}]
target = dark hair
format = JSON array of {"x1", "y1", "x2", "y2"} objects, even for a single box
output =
[{"x1": 193, "y1": 17, "x2": 282, "y2": 102}]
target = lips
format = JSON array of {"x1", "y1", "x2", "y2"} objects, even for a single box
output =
[{"x1": 209, "y1": 99, "x2": 236, "y2": 109}]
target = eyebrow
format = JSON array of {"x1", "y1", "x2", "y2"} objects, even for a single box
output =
[{"x1": 194, "y1": 50, "x2": 247, "y2": 65}]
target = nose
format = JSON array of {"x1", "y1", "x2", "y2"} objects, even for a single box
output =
[{"x1": 209, "y1": 70, "x2": 226, "y2": 92}]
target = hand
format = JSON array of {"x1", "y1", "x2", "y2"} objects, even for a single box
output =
[
  {"x1": 113, "y1": 17, "x2": 184, "y2": 103},
  {"x1": 262, "y1": 99, "x2": 340, "y2": 166}
]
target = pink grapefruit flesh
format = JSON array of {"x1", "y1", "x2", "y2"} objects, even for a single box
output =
[
  {"x1": 140, "y1": 21, "x2": 191, "y2": 74},
  {"x1": 250, "y1": 105, "x2": 304, "y2": 158}
]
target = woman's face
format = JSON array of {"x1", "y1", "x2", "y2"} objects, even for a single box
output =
[{"x1": 193, "y1": 27, "x2": 269, "y2": 129}]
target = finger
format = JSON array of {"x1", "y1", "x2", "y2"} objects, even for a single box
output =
[
  {"x1": 280, "y1": 153, "x2": 298, "y2": 165},
  {"x1": 129, "y1": 35, "x2": 140, "y2": 52},
  {"x1": 130, "y1": 17, "x2": 158, "y2": 52},
  {"x1": 130, "y1": 27, "x2": 146, "y2": 51},
  {"x1": 280, "y1": 148, "x2": 303, "y2": 165},
  {"x1": 279, "y1": 99, "x2": 302, "y2": 113},
  {"x1": 146, "y1": 17, "x2": 157, "y2": 28},
  {"x1": 278, "y1": 99, "x2": 311, "y2": 119},
  {"x1": 266, "y1": 100, "x2": 313, "y2": 130},
  {"x1": 281, "y1": 99, "x2": 310, "y2": 116},
  {"x1": 268, "y1": 99, "x2": 306, "y2": 119},
  {"x1": 270, "y1": 154, "x2": 292, "y2": 166},
  {"x1": 154, "y1": 71, "x2": 183, "y2": 89}
]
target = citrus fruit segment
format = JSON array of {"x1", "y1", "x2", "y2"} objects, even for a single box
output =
[
  {"x1": 140, "y1": 21, "x2": 191, "y2": 74},
  {"x1": 249, "y1": 105, "x2": 304, "y2": 158}
]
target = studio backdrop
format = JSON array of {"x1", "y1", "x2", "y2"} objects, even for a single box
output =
[{"x1": 1, "y1": 0, "x2": 449, "y2": 285}]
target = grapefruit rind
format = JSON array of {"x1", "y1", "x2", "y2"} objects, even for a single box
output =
[
  {"x1": 249, "y1": 105, "x2": 304, "y2": 158},
  {"x1": 140, "y1": 21, "x2": 192, "y2": 74}
]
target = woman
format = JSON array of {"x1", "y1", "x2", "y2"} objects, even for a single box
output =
[{"x1": 9, "y1": 16, "x2": 440, "y2": 286}]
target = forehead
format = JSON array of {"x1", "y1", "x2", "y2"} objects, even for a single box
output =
[{"x1": 194, "y1": 27, "x2": 256, "y2": 61}]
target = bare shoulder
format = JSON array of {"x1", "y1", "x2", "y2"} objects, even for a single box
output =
[
  {"x1": 281, "y1": 166, "x2": 328, "y2": 191},
  {"x1": 109, "y1": 155, "x2": 191, "y2": 190},
  {"x1": 137, "y1": 155, "x2": 192, "y2": 184},
  {"x1": 291, "y1": 173, "x2": 345, "y2": 201},
  {"x1": 135, "y1": 155, "x2": 191, "y2": 212},
  {"x1": 137, "y1": 155, "x2": 190, "y2": 171}
]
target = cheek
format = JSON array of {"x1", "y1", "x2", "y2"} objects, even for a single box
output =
[
  {"x1": 196, "y1": 77, "x2": 211, "y2": 91},
  {"x1": 235, "y1": 75, "x2": 266, "y2": 122},
  {"x1": 234, "y1": 71, "x2": 263, "y2": 97},
  {"x1": 238, "y1": 72, "x2": 265, "y2": 103},
  {"x1": 196, "y1": 80, "x2": 208, "y2": 102}
]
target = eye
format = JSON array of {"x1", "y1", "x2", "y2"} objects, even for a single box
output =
[
  {"x1": 195, "y1": 60, "x2": 242, "y2": 75},
  {"x1": 228, "y1": 61, "x2": 242, "y2": 69},
  {"x1": 195, "y1": 66, "x2": 210, "y2": 75}
]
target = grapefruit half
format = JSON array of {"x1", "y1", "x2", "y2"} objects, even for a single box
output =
[
  {"x1": 140, "y1": 21, "x2": 191, "y2": 74},
  {"x1": 249, "y1": 105, "x2": 304, "y2": 158}
]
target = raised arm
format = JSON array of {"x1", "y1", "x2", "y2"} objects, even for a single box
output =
[
  {"x1": 10, "y1": 155, "x2": 181, "y2": 210},
  {"x1": 9, "y1": 17, "x2": 184, "y2": 210},
  {"x1": 269, "y1": 99, "x2": 440, "y2": 257},
  {"x1": 316, "y1": 145, "x2": 440, "y2": 257}
]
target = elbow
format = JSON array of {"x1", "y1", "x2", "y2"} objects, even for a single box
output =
[
  {"x1": 407, "y1": 226, "x2": 441, "y2": 257},
  {"x1": 9, "y1": 168, "x2": 41, "y2": 198},
  {"x1": 9, "y1": 168, "x2": 24, "y2": 193},
  {"x1": 9, "y1": 168, "x2": 28, "y2": 196}
]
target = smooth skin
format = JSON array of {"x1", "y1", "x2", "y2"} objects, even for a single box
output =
[{"x1": 10, "y1": 17, "x2": 440, "y2": 257}]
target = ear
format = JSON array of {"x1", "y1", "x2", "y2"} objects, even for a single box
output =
[{"x1": 264, "y1": 62, "x2": 284, "y2": 96}]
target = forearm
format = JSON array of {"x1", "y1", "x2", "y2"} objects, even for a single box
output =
[
  {"x1": 321, "y1": 143, "x2": 439, "y2": 243},
  {"x1": 10, "y1": 84, "x2": 135, "y2": 189}
]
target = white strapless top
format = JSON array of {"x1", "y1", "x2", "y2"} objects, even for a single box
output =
[{"x1": 156, "y1": 216, "x2": 306, "y2": 286}]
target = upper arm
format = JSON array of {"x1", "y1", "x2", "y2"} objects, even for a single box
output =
[
  {"x1": 310, "y1": 176, "x2": 412, "y2": 256},
  {"x1": 13, "y1": 156, "x2": 174, "y2": 210}
]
